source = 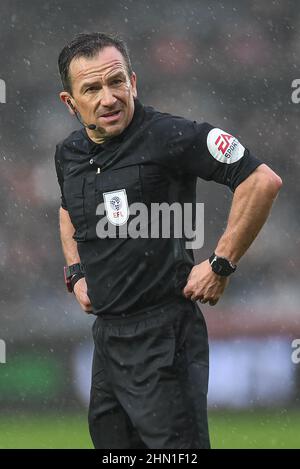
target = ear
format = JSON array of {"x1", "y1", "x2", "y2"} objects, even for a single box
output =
[
  {"x1": 60, "y1": 91, "x2": 76, "y2": 115},
  {"x1": 130, "y1": 72, "x2": 137, "y2": 98}
]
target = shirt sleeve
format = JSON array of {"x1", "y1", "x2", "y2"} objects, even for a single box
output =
[
  {"x1": 166, "y1": 119, "x2": 263, "y2": 192},
  {"x1": 54, "y1": 143, "x2": 68, "y2": 209}
]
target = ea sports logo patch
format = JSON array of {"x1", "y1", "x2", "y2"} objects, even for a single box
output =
[
  {"x1": 103, "y1": 189, "x2": 129, "y2": 226},
  {"x1": 207, "y1": 128, "x2": 245, "y2": 164}
]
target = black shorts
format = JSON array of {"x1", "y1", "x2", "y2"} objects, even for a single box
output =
[{"x1": 88, "y1": 298, "x2": 210, "y2": 449}]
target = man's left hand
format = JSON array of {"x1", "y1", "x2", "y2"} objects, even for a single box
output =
[{"x1": 182, "y1": 260, "x2": 229, "y2": 306}]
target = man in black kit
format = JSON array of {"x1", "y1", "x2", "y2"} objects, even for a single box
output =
[{"x1": 55, "y1": 33, "x2": 282, "y2": 449}]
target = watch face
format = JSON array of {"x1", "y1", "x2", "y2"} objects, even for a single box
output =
[
  {"x1": 214, "y1": 259, "x2": 225, "y2": 274},
  {"x1": 210, "y1": 255, "x2": 236, "y2": 276}
]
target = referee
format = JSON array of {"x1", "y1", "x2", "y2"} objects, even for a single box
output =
[{"x1": 55, "y1": 33, "x2": 282, "y2": 449}]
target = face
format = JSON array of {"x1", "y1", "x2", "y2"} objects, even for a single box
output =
[{"x1": 60, "y1": 46, "x2": 137, "y2": 143}]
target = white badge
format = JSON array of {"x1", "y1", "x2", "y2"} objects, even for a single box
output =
[
  {"x1": 103, "y1": 189, "x2": 129, "y2": 226},
  {"x1": 207, "y1": 128, "x2": 245, "y2": 164}
]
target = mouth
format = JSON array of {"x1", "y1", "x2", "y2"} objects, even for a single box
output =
[{"x1": 99, "y1": 110, "x2": 122, "y2": 123}]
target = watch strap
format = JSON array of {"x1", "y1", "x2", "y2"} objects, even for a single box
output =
[
  {"x1": 70, "y1": 272, "x2": 85, "y2": 292},
  {"x1": 64, "y1": 263, "x2": 85, "y2": 279},
  {"x1": 64, "y1": 263, "x2": 85, "y2": 292}
]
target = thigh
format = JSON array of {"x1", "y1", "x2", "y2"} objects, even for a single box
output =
[
  {"x1": 183, "y1": 303, "x2": 210, "y2": 449},
  {"x1": 89, "y1": 319, "x2": 148, "y2": 449},
  {"x1": 103, "y1": 301, "x2": 210, "y2": 449}
]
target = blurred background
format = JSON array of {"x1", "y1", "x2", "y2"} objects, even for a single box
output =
[{"x1": 0, "y1": 0, "x2": 299, "y2": 449}]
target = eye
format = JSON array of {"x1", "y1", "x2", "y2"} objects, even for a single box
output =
[
  {"x1": 85, "y1": 86, "x2": 99, "y2": 93},
  {"x1": 111, "y1": 79, "x2": 123, "y2": 85}
]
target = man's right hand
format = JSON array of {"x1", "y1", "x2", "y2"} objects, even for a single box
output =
[{"x1": 73, "y1": 277, "x2": 93, "y2": 313}]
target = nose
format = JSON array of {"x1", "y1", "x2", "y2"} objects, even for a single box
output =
[{"x1": 101, "y1": 85, "x2": 117, "y2": 107}]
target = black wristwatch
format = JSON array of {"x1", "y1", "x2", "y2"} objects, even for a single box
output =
[
  {"x1": 209, "y1": 253, "x2": 237, "y2": 277},
  {"x1": 64, "y1": 263, "x2": 85, "y2": 292}
]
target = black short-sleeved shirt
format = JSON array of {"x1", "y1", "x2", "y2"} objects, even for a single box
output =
[{"x1": 55, "y1": 98, "x2": 262, "y2": 318}]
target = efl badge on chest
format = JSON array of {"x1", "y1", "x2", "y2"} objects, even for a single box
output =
[{"x1": 103, "y1": 189, "x2": 129, "y2": 226}]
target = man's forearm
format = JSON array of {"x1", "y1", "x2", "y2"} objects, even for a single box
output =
[
  {"x1": 215, "y1": 164, "x2": 282, "y2": 264},
  {"x1": 59, "y1": 207, "x2": 81, "y2": 265}
]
